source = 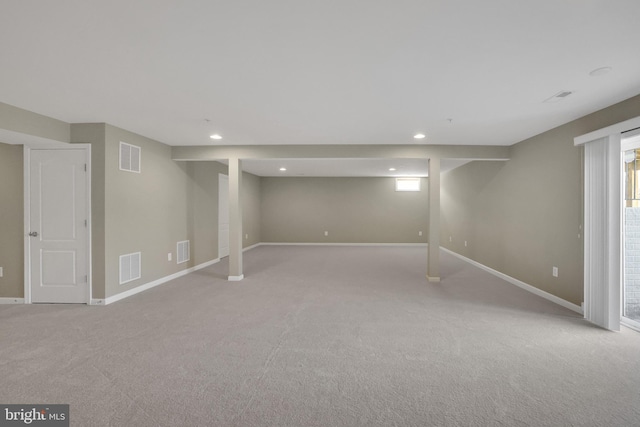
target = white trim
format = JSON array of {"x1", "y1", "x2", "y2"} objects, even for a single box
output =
[
  {"x1": 228, "y1": 275, "x2": 244, "y2": 281},
  {"x1": 441, "y1": 247, "x2": 583, "y2": 314},
  {"x1": 621, "y1": 317, "x2": 640, "y2": 333},
  {"x1": 98, "y1": 258, "x2": 220, "y2": 305},
  {"x1": 23, "y1": 146, "x2": 30, "y2": 304},
  {"x1": 0, "y1": 298, "x2": 25, "y2": 304},
  {"x1": 620, "y1": 128, "x2": 640, "y2": 151},
  {"x1": 259, "y1": 242, "x2": 429, "y2": 247},
  {"x1": 574, "y1": 116, "x2": 640, "y2": 146},
  {"x1": 243, "y1": 243, "x2": 262, "y2": 251},
  {"x1": 85, "y1": 144, "x2": 93, "y2": 304},
  {"x1": 427, "y1": 276, "x2": 441, "y2": 282}
]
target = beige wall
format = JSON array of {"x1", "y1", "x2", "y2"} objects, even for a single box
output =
[
  {"x1": 102, "y1": 125, "x2": 226, "y2": 298},
  {"x1": 243, "y1": 171, "x2": 262, "y2": 247},
  {"x1": 191, "y1": 162, "x2": 225, "y2": 265},
  {"x1": 71, "y1": 124, "x2": 107, "y2": 298},
  {"x1": 1, "y1": 117, "x2": 261, "y2": 300},
  {"x1": 261, "y1": 177, "x2": 428, "y2": 243},
  {"x1": 0, "y1": 102, "x2": 70, "y2": 142},
  {"x1": 441, "y1": 94, "x2": 640, "y2": 306},
  {"x1": 86, "y1": 124, "x2": 260, "y2": 299},
  {"x1": 0, "y1": 143, "x2": 24, "y2": 298}
]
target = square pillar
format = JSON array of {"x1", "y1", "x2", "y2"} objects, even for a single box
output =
[
  {"x1": 427, "y1": 157, "x2": 440, "y2": 282},
  {"x1": 228, "y1": 157, "x2": 244, "y2": 281}
]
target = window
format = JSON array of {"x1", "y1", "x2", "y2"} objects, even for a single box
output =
[{"x1": 395, "y1": 178, "x2": 421, "y2": 192}]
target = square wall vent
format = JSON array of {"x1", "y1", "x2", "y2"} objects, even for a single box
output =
[
  {"x1": 120, "y1": 142, "x2": 141, "y2": 173},
  {"x1": 120, "y1": 252, "x2": 141, "y2": 284},
  {"x1": 177, "y1": 240, "x2": 190, "y2": 264}
]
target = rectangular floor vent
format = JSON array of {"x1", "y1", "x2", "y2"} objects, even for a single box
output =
[
  {"x1": 119, "y1": 252, "x2": 141, "y2": 284},
  {"x1": 177, "y1": 240, "x2": 190, "y2": 264}
]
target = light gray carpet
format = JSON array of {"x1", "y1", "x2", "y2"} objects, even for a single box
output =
[{"x1": 1, "y1": 246, "x2": 640, "y2": 426}]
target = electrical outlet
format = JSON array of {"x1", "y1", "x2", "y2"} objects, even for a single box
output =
[
  {"x1": 552, "y1": 266, "x2": 558, "y2": 277},
  {"x1": 168, "y1": 253, "x2": 172, "y2": 262},
  {"x1": 418, "y1": 231, "x2": 422, "y2": 236},
  {"x1": 0, "y1": 267, "x2": 3, "y2": 277},
  {"x1": 464, "y1": 241, "x2": 467, "y2": 247},
  {"x1": 449, "y1": 236, "x2": 452, "y2": 242},
  {"x1": 324, "y1": 231, "x2": 328, "y2": 236},
  {"x1": 245, "y1": 234, "x2": 248, "y2": 239}
]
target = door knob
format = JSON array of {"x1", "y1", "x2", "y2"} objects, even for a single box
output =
[{"x1": 29, "y1": 231, "x2": 38, "y2": 237}]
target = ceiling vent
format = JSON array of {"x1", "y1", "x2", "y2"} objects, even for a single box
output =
[{"x1": 543, "y1": 90, "x2": 574, "y2": 103}]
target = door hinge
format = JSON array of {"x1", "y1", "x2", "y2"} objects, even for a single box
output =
[
  {"x1": 84, "y1": 164, "x2": 87, "y2": 172},
  {"x1": 85, "y1": 275, "x2": 88, "y2": 283},
  {"x1": 84, "y1": 219, "x2": 87, "y2": 227}
]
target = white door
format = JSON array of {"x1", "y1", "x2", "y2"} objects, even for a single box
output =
[
  {"x1": 29, "y1": 149, "x2": 89, "y2": 303},
  {"x1": 218, "y1": 174, "x2": 229, "y2": 258}
]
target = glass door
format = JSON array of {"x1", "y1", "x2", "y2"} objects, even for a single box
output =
[{"x1": 622, "y1": 131, "x2": 640, "y2": 331}]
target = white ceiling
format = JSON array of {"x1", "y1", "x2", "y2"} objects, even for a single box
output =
[{"x1": 1, "y1": 1, "x2": 640, "y2": 175}]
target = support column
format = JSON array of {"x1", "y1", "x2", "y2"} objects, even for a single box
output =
[
  {"x1": 427, "y1": 157, "x2": 440, "y2": 282},
  {"x1": 228, "y1": 157, "x2": 244, "y2": 281}
]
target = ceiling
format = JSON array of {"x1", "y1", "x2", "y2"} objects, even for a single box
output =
[{"x1": 1, "y1": 1, "x2": 640, "y2": 176}]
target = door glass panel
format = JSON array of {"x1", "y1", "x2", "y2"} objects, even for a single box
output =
[{"x1": 623, "y1": 149, "x2": 640, "y2": 323}]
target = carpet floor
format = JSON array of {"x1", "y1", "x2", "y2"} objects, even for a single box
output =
[{"x1": 1, "y1": 245, "x2": 639, "y2": 426}]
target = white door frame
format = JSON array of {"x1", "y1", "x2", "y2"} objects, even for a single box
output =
[{"x1": 23, "y1": 145, "x2": 92, "y2": 304}]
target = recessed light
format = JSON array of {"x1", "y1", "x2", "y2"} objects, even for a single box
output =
[
  {"x1": 210, "y1": 134, "x2": 222, "y2": 140},
  {"x1": 589, "y1": 66, "x2": 612, "y2": 77},
  {"x1": 414, "y1": 133, "x2": 426, "y2": 139},
  {"x1": 389, "y1": 168, "x2": 396, "y2": 171},
  {"x1": 279, "y1": 167, "x2": 287, "y2": 172}
]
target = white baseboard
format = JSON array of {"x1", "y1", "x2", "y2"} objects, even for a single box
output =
[
  {"x1": 260, "y1": 242, "x2": 429, "y2": 247},
  {"x1": 0, "y1": 297, "x2": 25, "y2": 304},
  {"x1": 98, "y1": 258, "x2": 221, "y2": 306},
  {"x1": 243, "y1": 243, "x2": 261, "y2": 251},
  {"x1": 621, "y1": 317, "x2": 640, "y2": 332},
  {"x1": 441, "y1": 247, "x2": 583, "y2": 314},
  {"x1": 228, "y1": 275, "x2": 244, "y2": 281}
]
